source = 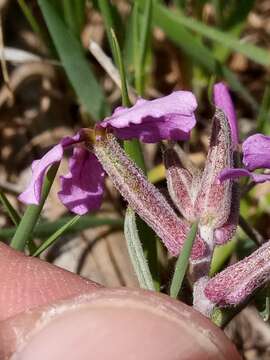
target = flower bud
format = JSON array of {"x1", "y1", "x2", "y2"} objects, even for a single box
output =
[{"x1": 194, "y1": 109, "x2": 233, "y2": 228}]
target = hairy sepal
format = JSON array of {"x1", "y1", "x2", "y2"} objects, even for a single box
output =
[
  {"x1": 164, "y1": 145, "x2": 201, "y2": 222},
  {"x1": 194, "y1": 109, "x2": 233, "y2": 228},
  {"x1": 205, "y1": 240, "x2": 270, "y2": 306},
  {"x1": 214, "y1": 183, "x2": 240, "y2": 245}
]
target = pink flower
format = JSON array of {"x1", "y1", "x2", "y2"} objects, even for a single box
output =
[
  {"x1": 214, "y1": 83, "x2": 270, "y2": 184},
  {"x1": 19, "y1": 91, "x2": 197, "y2": 215},
  {"x1": 18, "y1": 131, "x2": 105, "y2": 215}
]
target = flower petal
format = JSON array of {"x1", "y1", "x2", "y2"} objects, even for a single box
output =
[
  {"x1": 219, "y1": 167, "x2": 270, "y2": 184},
  {"x1": 18, "y1": 144, "x2": 64, "y2": 205},
  {"x1": 59, "y1": 148, "x2": 105, "y2": 215},
  {"x1": 99, "y1": 92, "x2": 197, "y2": 143},
  {"x1": 219, "y1": 168, "x2": 251, "y2": 182},
  {"x1": 18, "y1": 132, "x2": 85, "y2": 205},
  {"x1": 213, "y1": 82, "x2": 239, "y2": 148},
  {"x1": 243, "y1": 133, "x2": 270, "y2": 171}
]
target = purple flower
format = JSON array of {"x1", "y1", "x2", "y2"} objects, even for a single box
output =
[
  {"x1": 19, "y1": 131, "x2": 105, "y2": 215},
  {"x1": 213, "y1": 83, "x2": 239, "y2": 148},
  {"x1": 213, "y1": 83, "x2": 270, "y2": 184},
  {"x1": 19, "y1": 91, "x2": 197, "y2": 216},
  {"x1": 99, "y1": 92, "x2": 197, "y2": 143},
  {"x1": 219, "y1": 134, "x2": 270, "y2": 183}
]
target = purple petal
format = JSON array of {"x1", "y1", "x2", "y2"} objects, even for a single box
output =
[
  {"x1": 219, "y1": 168, "x2": 251, "y2": 182},
  {"x1": 18, "y1": 144, "x2": 63, "y2": 205},
  {"x1": 99, "y1": 92, "x2": 197, "y2": 143},
  {"x1": 219, "y1": 167, "x2": 270, "y2": 184},
  {"x1": 59, "y1": 148, "x2": 105, "y2": 215},
  {"x1": 18, "y1": 132, "x2": 85, "y2": 205},
  {"x1": 213, "y1": 82, "x2": 239, "y2": 148},
  {"x1": 243, "y1": 133, "x2": 270, "y2": 171},
  {"x1": 251, "y1": 173, "x2": 270, "y2": 183}
]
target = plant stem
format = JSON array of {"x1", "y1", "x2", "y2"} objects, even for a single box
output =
[{"x1": 10, "y1": 164, "x2": 58, "y2": 251}]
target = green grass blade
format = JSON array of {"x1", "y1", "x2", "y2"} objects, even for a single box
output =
[
  {"x1": 38, "y1": 0, "x2": 108, "y2": 120},
  {"x1": 170, "y1": 222, "x2": 198, "y2": 298},
  {"x1": 18, "y1": 0, "x2": 48, "y2": 43},
  {"x1": 9, "y1": 164, "x2": 59, "y2": 251},
  {"x1": 110, "y1": 29, "x2": 131, "y2": 107},
  {"x1": 166, "y1": 7, "x2": 270, "y2": 67},
  {"x1": 0, "y1": 191, "x2": 21, "y2": 226},
  {"x1": 257, "y1": 85, "x2": 270, "y2": 134},
  {"x1": 61, "y1": 0, "x2": 84, "y2": 37},
  {"x1": 124, "y1": 207, "x2": 155, "y2": 290},
  {"x1": 134, "y1": 0, "x2": 152, "y2": 95},
  {"x1": 32, "y1": 215, "x2": 80, "y2": 256},
  {"x1": 149, "y1": 1, "x2": 258, "y2": 110},
  {"x1": 0, "y1": 216, "x2": 123, "y2": 240},
  {"x1": 97, "y1": 0, "x2": 119, "y2": 63}
]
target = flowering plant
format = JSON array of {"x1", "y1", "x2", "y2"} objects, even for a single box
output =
[{"x1": 16, "y1": 82, "x2": 270, "y2": 322}]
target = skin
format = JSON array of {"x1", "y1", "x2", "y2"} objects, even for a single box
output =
[{"x1": 0, "y1": 243, "x2": 241, "y2": 360}]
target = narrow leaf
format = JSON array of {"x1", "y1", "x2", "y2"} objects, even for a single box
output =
[
  {"x1": 170, "y1": 222, "x2": 198, "y2": 298},
  {"x1": 124, "y1": 207, "x2": 155, "y2": 290},
  {"x1": 168, "y1": 7, "x2": 270, "y2": 66},
  {"x1": 33, "y1": 215, "x2": 80, "y2": 257},
  {"x1": 0, "y1": 216, "x2": 123, "y2": 240},
  {"x1": 110, "y1": 29, "x2": 131, "y2": 107},
  {"x1": 0, "y1": 191, "x2": 21, "y2": 226},
  {"x1": 38, "y1": 0, "x2": 108, "y2": 120},
  {"x1": 146, "y1": 1, "x2": 258, "y2": 110}
]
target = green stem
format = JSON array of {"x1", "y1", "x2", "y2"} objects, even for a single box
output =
[{"x1": 10, "y1": 164, "x2": 59, "y2": 251}]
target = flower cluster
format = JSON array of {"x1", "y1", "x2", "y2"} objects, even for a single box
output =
[{"x1": 19, "y1": 82, "x2": 270, "y2": 314}]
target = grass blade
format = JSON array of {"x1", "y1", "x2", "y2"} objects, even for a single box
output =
[
  {"x1": 0, "y1": 191, "x2": 21, "y2": 226},
  {"x1": 9, "y1": 164, "x2": 58, "y2": 251},
  {"x1": 134, "y1": 0, "x2": 152, "y2": 94},
  {"x1": 148, "y1": 1, "x2": 258, "y2": 110},
  {"x1": 38, "y1": 0, "x2": 108, "y2": 120},
  {"x1": 124, "y1": 207, "x2": 155, "y2": 290},
  {"x1": 257, "y1": 85, "x2": 270, "y2": 134},
  {"x1": 0, "y1": 216, "x2": 123, "y2": 240},
  {"x1": 18, "y1": 0, "x2": 48, "y2": 43},
  {"x1": 32, "y1": 215, "x2": 80, "y2": 256},
  {"x1": 110, "y1": 29, "x2": 131, "y2": 107},
  {"x1": 170, "y1": 222, "x2": 198, "y2": 298},
  {"x1": 166, "y1": 7, "x2": 270, "y2": 67}
]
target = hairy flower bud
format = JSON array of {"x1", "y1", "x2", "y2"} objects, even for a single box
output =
[
  {"x1": 205, "y1": 240, "x2": 270, "y2": 306},
  {"x1": 164, "y1": 145, "x2": 201, "y2": 222},
  {"x1": 194, "y1": 109, "x2": 233, "y2": 228},
  {"x1": 214, "y1": 183, "x2": 239, "y2": 245}
]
